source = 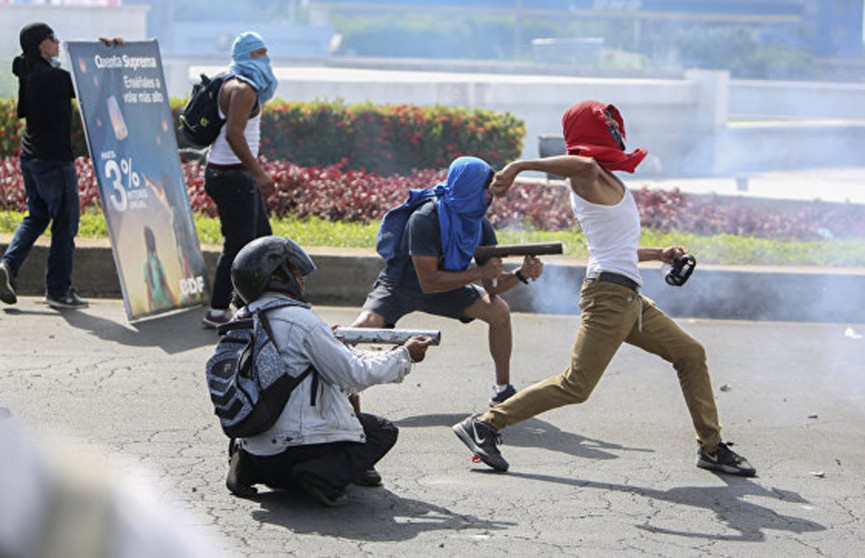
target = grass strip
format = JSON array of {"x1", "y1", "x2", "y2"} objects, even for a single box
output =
[{"x1": 2, "y1": 211, "x2": 865, "y2": 268}]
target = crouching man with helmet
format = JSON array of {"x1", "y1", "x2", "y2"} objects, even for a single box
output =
[{"x1": 224, "y1": 236, "x2": 434, "y2": 507}]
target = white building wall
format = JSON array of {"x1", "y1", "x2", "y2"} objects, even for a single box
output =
[
  {"x1": 0, "y1": 4, "x2": 149, "y2": 58},
  {"x1": 183, "y1": 63, "x2": 718, "y2": 176}
]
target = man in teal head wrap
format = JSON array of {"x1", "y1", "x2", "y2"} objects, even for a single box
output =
[
  {"x1": 348, "y1": 156, "x2": 544, "y2": 486},
  {"x1": 202, "y1": 31, "x2": 278, "y2": 329},
  {"x1": 435, "y1": 157, "x2": 497, "y2": 271},
  {"x1": 353, "y1": 156, "x2": 545, "y2": 409}
]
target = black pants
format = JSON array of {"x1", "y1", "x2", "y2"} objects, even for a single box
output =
[
  {"x1": 204, "y1": 165, "x2": 272, "y2": 309},
  {"x1": 248, "y1": 413, "x2": 398, "y2": 492}
]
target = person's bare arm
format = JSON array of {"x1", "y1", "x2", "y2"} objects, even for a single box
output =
[
  {"x1": 491, "y1": 156, "x2": 599, "y2": 197},
  {"x1": 412, "y1": 255, "x2": 502, "y2": 294},
  {"x1": 493, "y1": 155, "x2": 627, "y2": 205},
  {"x1": 481, "y1": 255, "x2": 544, "y2": 296},
  {"x1": 221, "y1": 81, "x2": 274, "y2": 192},
  {"x1": 638, "y1": 246, "x2": 685, "y2": 264}
]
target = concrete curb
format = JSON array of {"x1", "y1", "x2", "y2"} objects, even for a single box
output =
[{"x1": 3, "y1": 240, "x2": 864, "y2": 324}]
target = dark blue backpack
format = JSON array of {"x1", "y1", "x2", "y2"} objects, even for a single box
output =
[{"x1": 376, "y1": 189, "x2": 436, "y2": 263}]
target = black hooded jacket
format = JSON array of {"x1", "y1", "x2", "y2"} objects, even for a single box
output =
[{"x1": 12, "y1": 54, "x2": 76, "y2": 161}]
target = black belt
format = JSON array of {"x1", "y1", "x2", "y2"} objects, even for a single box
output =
[
  {"x1": 206, "y1": 162, "x2": 246, "y2": 170},
  {"x1": 586, "y1": 272, "x2": 639, "y2": 292}
]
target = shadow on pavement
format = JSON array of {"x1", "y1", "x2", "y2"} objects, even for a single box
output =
[
  {"x1": 251, "y1": 486, "x2": 514, "y2": 541},
  {"x1": 58, "y1": 305, "x2": 216, "y2": 354},
  {"x1": 396, "y1": 413, "x2": 652, "y2": 460},
  {"x1": 506, "y1": 471, "x2": 824, "y2": 542},
  {"x1": 3, "y1": 306, "x2": 62, "y2": 317}
]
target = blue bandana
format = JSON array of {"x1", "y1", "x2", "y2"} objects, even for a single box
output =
[
  {"x1": 228, "y1": 32, "x2": 277, "y2": 104},
  {"x1": 434, "y1": 157, "x2": 493, "y2": 271}
]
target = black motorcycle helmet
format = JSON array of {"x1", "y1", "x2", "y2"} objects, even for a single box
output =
[{"x1": 231, "y1": 236, "x2": 316, "y2": 304}]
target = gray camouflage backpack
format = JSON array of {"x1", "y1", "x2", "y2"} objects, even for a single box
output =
[{"x1": 205, "y1": 301, "x2": 313, "y2": 438}]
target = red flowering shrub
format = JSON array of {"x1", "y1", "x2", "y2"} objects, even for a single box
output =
[
  {"x1": 0, "y1": 157, "x2": 25, "y2": 210},
  {"x1": 3, "y1": 156, "x2": 865, "y2": 240},
  {"x1": 628, "y1": 187, "x2": 865, "y2": 239}
]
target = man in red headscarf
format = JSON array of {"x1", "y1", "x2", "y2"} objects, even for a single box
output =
[{"x1": 452, "y1": 100, "x2": 756, "y2": 478}]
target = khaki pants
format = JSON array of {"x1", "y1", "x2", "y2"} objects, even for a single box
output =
[{"x1": 481, "y1": 280, "x2": 722, "y2": 453}]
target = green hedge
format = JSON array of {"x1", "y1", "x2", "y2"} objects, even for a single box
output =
[
  {"x1": 0, "y1": 97, "x2": 525, "y2": 175},
  {"x1": 0, "y1": 98, "x2": 23, "y2": 158}
]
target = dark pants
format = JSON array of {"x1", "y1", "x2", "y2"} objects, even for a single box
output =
[
  {"x1": 248, "y1": 413, "x2": 398, "y2": 493},
  {"x1": 2, "y1": 158, "x2": 79, "y2": 297},
  {"x1": 204, "y1": 165, "x2": 271, "y2": 309}
]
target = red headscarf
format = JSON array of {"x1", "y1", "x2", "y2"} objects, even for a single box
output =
[{"x1": 561, "y1": 100, "x2": 648, "y2": 173}]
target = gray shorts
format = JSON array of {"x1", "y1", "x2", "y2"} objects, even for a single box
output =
[{"x1": 361, "y1": 279, "x2": 484, "y2": 327}]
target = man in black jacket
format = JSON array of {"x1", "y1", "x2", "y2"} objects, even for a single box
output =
[{"x1": 1, "y1": 23, "x2": 89, "y2": 309}]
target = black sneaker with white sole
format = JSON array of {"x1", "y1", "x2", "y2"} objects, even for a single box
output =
[
  {"x1": 489, "y1": 384, "x2": 517, "y2": 407},
  {"x1": 696, "y1": 441, "x2": 756, "y2": 477},
  {"x1": 452, "y1": 415, "x2": 509, "y2": 472},
  {"x1": 0, "y1": 262, "x2": 16, "y2": 305},
  {"x1": 44, "y1": 288, "x2": 88, "y2": 310}
]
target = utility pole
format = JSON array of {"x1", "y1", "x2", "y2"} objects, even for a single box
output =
[{"x1": 514, "y1": 0, "x2": 523, "y2": 59}]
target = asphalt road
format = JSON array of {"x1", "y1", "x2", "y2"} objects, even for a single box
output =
[{"x1": 1, "y1": 298, "x2": 864, "y2": 557}]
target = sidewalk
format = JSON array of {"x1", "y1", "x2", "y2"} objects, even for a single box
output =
[
  {"x1": 3, "y1": 236, "x2": 864, "y2": 324},
  {"x1": 632, "y1": 167, "x2": 865, "y2": 205},
  {"x1": 524, "y1": 166, "x2": 865, "y2": 206}
]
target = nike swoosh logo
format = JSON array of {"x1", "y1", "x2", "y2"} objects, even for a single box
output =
[
  {"x1": 471, "y1": 422, "x2": 486, "y2": 445},
  {"x1": 703, "y1": 453, "x2": 718, "y2": 463}
]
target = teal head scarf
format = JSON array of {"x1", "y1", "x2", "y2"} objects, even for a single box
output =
[
  {"x1": 228, "y1": 32, "x2": 277, "y2": 104},
  {"x1": 434, "y1": 157, "x2": 494, "y2": 271}
]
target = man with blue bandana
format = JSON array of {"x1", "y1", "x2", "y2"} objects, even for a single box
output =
[
  {"x1": 353, "y1": 157, "x2": 545, "y2": 409},
  {"x1": 202, "y1": 31, "x2": 279, "y2": 329}
]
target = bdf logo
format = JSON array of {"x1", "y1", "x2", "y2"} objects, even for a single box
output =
[{"x1": 180, "y1": 276, "x2": 206, "y2": 295}]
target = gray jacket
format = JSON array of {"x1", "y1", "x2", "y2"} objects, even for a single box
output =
[{"x1": 237, "y1": 293, "x2": 413, "y2": 456}]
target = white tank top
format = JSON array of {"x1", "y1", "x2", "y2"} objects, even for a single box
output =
[
  {"x1": 206, "y1": 96, "x2": 262, "y2": 165},
  {"x1": 569, "y1": 180, "x2": 643, "y2": 287}
]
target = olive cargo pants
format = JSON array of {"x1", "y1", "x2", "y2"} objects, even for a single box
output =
[{"x1": 482, "y1": 279, "x2": 722, "y2": 453}]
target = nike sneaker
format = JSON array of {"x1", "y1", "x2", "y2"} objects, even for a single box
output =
[
  {"x1": 696, "y1": 441, "x2": 756, "y2": 477},
  {"x1": 452, "y1": 414, "x2": 509, "y2": 472},
  {"x1": 489, "y1": 384, "x2": 517, "y2": 407}
]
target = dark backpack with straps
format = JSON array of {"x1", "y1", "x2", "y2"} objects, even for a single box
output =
[
  {"x1": 376, "y1": 189, "x2": 436, "y2": 263},
  {"x1": 178, "y1": 73, "x2": 228, "y2": 147},
  {"x1": 205, "y1": 302, "x2": 313, "y2": 438}
]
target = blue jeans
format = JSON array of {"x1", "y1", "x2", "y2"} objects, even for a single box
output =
[{"x1": 2, "y1": 158, "x2": 80, "y2": 297}]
